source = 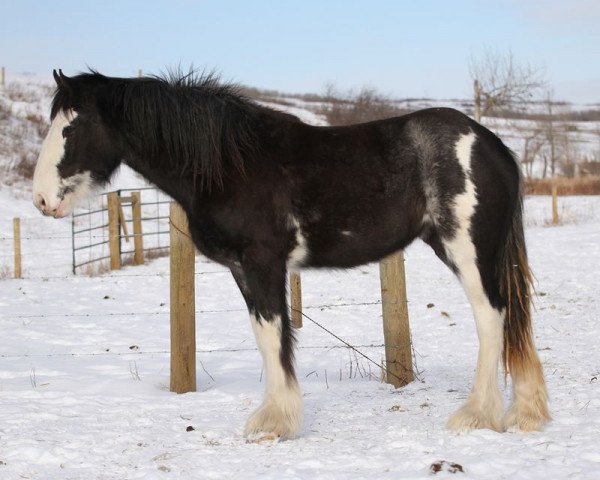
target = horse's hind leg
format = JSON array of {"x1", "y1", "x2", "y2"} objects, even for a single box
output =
[
  {"x1": 424, "y1": 229, "x2": 505, "y2": 432},
  {"x1": 230, "y1": 262, "x2": 302, "y2": 440},
  {"x1": 422, "y1": 132, "x2": 504, "y2": 432},
  {"x1": 446, "y1": 250, "x2": 505, "y2": 432}
]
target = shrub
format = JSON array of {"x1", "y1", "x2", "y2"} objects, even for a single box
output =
[
  {"x1": 0, "y1": 98, "x2": 10, "y2": 122},
  {"x1": 4, "y1": 82, "x2": 40, "y2": 103},
  {"x1": 14, "y1": 151, "x2": 37, "y2": 179},
  {"x1": 320, "y1": 84, "x2": 412, "y2": 126}
]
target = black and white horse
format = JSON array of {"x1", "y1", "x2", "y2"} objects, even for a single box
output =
[{"x1": 33, "y1": 70, "x2": 550, "y2": 439}]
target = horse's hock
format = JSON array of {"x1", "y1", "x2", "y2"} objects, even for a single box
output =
[{"x1": 167, "y1": 201, "x2": 414, "y2": 393}]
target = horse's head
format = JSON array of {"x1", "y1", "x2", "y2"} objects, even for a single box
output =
[{"x1": 33, "y1": 70, "x2": 123, "y2": 218}]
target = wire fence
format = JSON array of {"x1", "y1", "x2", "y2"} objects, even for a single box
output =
[
  {"x1": 71, "y1": 187, "x2": 171, "y2": 273},
  {"x1": 0, "y1": 295, "x2": 421, "y2": 382}
]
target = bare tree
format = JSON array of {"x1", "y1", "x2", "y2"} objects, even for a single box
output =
[
  {"x1": 470, "y1": 48, "x2": 546, "y2": 122},
  {"x1": 540, "y1": 90, "x2": 557, "y2": 178},
  {"x1": 520, "y1": 127, "x2": 546, "y2": 179},
  {"x1": 534, "y1": 89, "x2": 583, "y2": 178},
  {"x1": 321, "y1": 84, "x2": 410, "y2": 126}
]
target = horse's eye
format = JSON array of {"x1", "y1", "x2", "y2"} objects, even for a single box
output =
[{"x1": 62, "y1": 126, "x2": 73, "y2": 139}]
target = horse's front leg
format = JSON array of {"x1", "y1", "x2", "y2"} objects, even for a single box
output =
[{"x1": 231, "y1": 262, "x2": 302, "y2": 441}]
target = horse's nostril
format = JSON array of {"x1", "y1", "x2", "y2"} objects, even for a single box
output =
[{"x1": 36, "y1": 193, "x2": 47, "y2": 209}]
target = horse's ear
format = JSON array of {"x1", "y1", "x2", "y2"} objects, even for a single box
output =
[
  {"x1": 58, "y1": 69, "x2": 71, "y2": 89},
  {"x1": 53, "y1": 69, "x2": 75, "y2": 95}
]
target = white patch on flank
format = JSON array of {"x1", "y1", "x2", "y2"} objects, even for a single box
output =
[
  {"x1": 287, "y1": 216, "x2": 309, "y2": 269},
  {"x1": 447, "y1": 132, "x2": 478, "y2": 253},
  {"x1": 32, "y1": 110, "x2": 93, "y2": 218},
  {"x1": 340, "y1": 230, "x2": 352, "y2": 237},
  {"x1": 245, "y1": 314, "x2": 303, "y2": 439},
  {"x1": 443, "y1": 133, "x2": 479, "y2": 274},
  {"x1": 444, "y1": 132, "x2": 505, "y2": 432}
]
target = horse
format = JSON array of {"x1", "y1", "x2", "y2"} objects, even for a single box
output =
[{"x1": 32, "y1": 70, "x2": 550, "y2": 440}]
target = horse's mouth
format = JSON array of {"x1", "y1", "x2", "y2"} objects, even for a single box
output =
[{"x1": 35, "y1": 198, "x2": 70, "y2": 218}]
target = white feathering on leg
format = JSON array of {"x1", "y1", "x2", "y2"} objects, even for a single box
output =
[{"x1": 245, "y1": 314, "x2": 302, "y2": 440}]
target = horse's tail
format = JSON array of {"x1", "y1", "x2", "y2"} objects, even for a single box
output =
[
  {"x1": 499, "y1": 190, "x2": 536, "y2": 375},
  {"x1": 498, "y1": 166, "x2": 549, "y2": 426}
]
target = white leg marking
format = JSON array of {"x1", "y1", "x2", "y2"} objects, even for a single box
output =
[
  {"x1": 445, "y1": 132, "x2": 504, "y2": 432},
  {"x1": 287, "y1": 216, "x2": 309, "y2": 269},
  {"x1": 447, "y1": 269, "x2": 505, "y2": 432},
  {"x1": 245, "y1": 314, "x2": 302, "y2": 440}
]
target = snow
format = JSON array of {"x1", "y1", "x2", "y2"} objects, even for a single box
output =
[
  {"x1": 1, "y1": 74, "x2": 600, "y2": 479},
  {"x1": 257, "y1": 100, "x2": 328, "y2": 126},
  {"x1": 1, "y1": 187, "x2": 600, "y2": 479}
]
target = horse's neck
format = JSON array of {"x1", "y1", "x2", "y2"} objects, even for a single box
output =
[{"x1": 123, "y1": 152, "x2": 196, "y2": 212}]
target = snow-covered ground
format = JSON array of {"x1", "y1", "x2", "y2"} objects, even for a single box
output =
[{"x1": 1, "y1": 185, "x2": 600, "y2": 479}]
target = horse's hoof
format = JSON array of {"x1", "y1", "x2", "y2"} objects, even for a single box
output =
[
  {"x1": 447, "y1": 403, "x2": 504, "y2": 433},
  {"x1": 503, "y1": 405, "x2": 551, "y2": 432},
  {"x1": 244, "y1": 394, "x2": 302, "y2": 440},
  {"x1": 504, "y1": 384, "x2": 550, "y2": 432},
  {"x1": 245, "y1": 432, "x2": 282, "y2": 444}
]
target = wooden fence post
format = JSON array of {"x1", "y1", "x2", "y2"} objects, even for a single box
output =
[
  {"x1": 107, "y1": 192, "x2": 121, "y2": 270},
  {"x1": 13, "y1": 218, "x2": 21, "y2": 278},
  {"x1": 379, "y1": 251, "x2": 413, "y2": 388},
  {"x1": 131, "y1": 192, "x2": 145, "y2": 265},
  {"x1": 551, "y1": 177, "x2": 559, "y2": 225},
  {"x1": 169, "y1": 202, "x2": 196, "y2": 393},
  {"x1": 290, "y1": 272, "x2": 302, "y2": 328},
  {"x1": 473, "y1": 79, "x2": 482, "y2": 123}
]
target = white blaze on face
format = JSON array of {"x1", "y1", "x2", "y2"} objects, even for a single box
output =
[{"x1": 33, "y1": 110, "x2": 90, "y2": 218}]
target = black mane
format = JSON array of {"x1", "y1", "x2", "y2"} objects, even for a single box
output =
[{"x1": 51, "y1": 70, "x2": 300, "y2": 192}]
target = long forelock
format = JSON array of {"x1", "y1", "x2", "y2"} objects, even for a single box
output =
[{"x1": 50, "y1": 87, "x2": 72, "y2": 120}]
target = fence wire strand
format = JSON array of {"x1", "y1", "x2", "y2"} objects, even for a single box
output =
[
  {"x1": 0, "y1": 343, "x2": 388, "y2": 359},
  {"x1": 1, "y1": 300, "x2": 382, "y2": 320},
  {"x1": 294, "y1": 308, "x2": 421, "y2": 382}
]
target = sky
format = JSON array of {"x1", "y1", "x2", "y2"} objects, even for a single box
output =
[{"x1": 2, "y1": 0, "x2": 599, "y2": 103}]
